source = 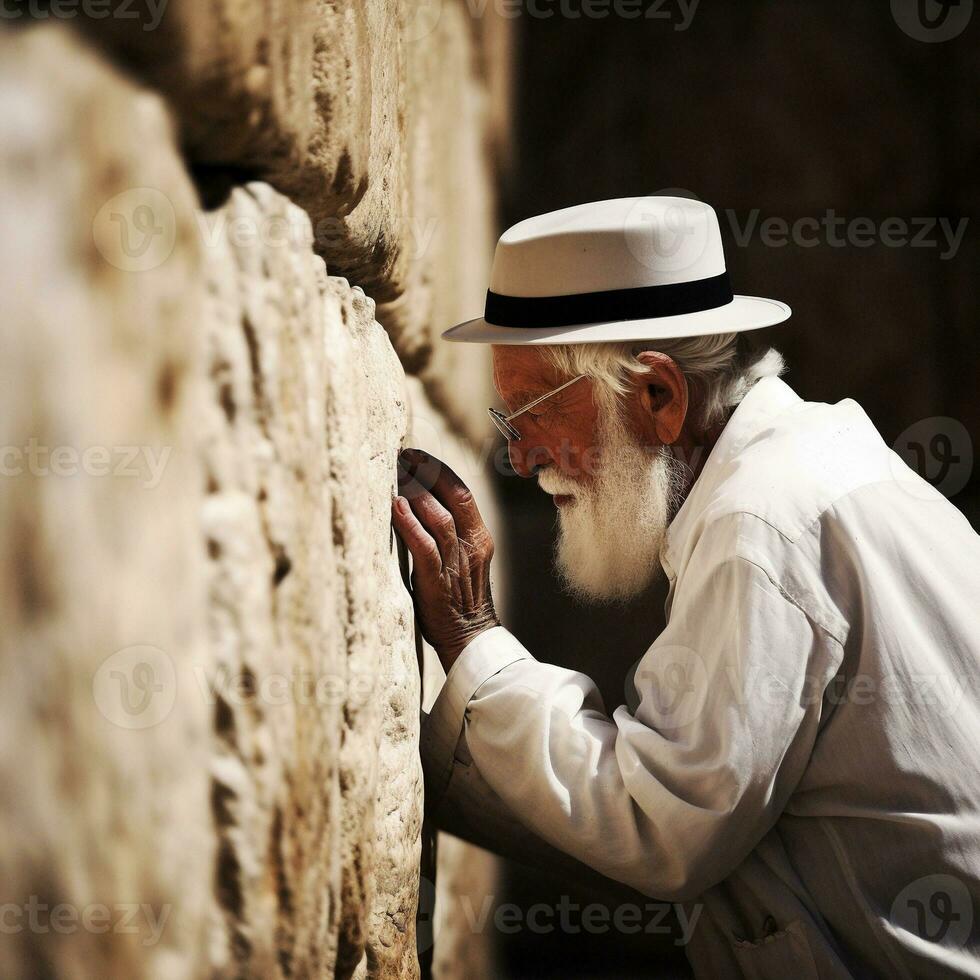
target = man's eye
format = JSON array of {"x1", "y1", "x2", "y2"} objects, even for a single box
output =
[{"x1": 532, "y1": 406, "x2": 565, "y2": 426}]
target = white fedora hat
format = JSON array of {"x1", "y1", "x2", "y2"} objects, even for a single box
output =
[{"x1": 443, "y1": 196, "x2": 791, "y2": 345}]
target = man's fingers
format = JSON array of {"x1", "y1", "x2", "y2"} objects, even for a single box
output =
[
  {"x1": 404, "y1": 487, "x2": 459, "y2": 569},
  {"x1": 399, "y1": 448, "x2": 488, "y2": 544},
  {"x1": 391, "y1": 497, "x2": 441, "y2": 572}
]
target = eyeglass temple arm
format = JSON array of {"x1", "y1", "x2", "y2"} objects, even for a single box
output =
[{"x1": 501, "y1": 374, "x2": 587, "y2": 422}]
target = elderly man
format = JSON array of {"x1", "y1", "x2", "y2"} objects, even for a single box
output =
[{"x1": 391, "y1": 198, "x2": 980, "y2": 978}]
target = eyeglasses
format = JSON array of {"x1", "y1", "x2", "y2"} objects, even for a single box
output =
[{"x1": 488, "y1": 374, "x2": 588, "y2": 441}]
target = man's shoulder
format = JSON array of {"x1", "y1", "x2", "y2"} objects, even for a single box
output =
[
  {"x1": 665, "y1": 381, "x2": 975, "y2": 649},
  {"x1": 697, "y1": 389, "x2": 904, "y2": 544},
  {"x1": 663, "y1": 388, "x2": 904, "y2": 644},
  {"x1": 664, "y1": 381, "x2": 926, "y2": 582}
]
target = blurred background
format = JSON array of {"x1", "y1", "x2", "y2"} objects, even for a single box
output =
[{"x1": 494, "y1": 4, "x2": 978, "y2": 977}]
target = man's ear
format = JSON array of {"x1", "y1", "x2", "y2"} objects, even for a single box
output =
[{"x1": 633, "y1": 351, "x2": 689, "y2": 445}]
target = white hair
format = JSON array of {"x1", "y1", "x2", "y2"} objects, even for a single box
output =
[
  {"x1": 538, "y1": 401, "x2": 682, "y2": 603},
  {"x1": 540, "y1": 333, "x2": 786, "y2": 430}
]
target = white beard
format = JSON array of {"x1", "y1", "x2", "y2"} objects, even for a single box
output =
[{"x1": 537, "y1": 407, "x2": 685, "y2": 604}]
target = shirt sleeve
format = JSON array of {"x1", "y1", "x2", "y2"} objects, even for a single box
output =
[{"x1": 422, "y1": 545, "x2": 844, "y2": 901}]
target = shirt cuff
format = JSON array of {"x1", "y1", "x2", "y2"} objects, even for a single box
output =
[{"x1": 420, "y1": 626, "x2": 534, "y2": 804}]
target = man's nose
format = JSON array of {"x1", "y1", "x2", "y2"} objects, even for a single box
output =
[{"x1": 508, "y1": 438, "x2": 551, "y2": 479}]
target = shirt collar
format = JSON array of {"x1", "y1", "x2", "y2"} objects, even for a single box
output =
[{"x1": 662, "y1": 376, "x2": 802, "y2": 574}]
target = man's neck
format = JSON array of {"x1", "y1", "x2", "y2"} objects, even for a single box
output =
[{"x1": 672, "y1": 411, "x2": 730, "y2": 497}]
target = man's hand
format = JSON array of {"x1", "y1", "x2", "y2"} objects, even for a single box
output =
[{"x1": 392, "y1": 448, "x2": 500, "y2": 671}]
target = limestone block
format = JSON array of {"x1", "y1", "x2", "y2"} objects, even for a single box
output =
[
  {"x1": 74, "y1": 0, "x2": 508, "y2": 442},
  {"x1": 0, "y1": 24, "x2": 210, "y2": 980},
  {"x1": 0, "y1": 22, "x2": 429, "y2": 980},
  {"x1": 77, "y1": 0, "x2": 320, "y2": 175},
  {"x1": 200, "y1": 183, "x2": 347, "y2": 977},
  {"x1": 321, "y1": 270, "x2": 422, "y2": 980},
  {"x1": 199, "y1": 183, "x2": 421, "y2": 979},
  {"x1": 2, "y1": 12, "x2": 505, "y2": 979}
]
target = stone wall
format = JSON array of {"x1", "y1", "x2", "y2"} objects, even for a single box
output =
[
  {"x1": 0, "y1": 4, "x2": 508, "y2": 978},
  {"x1": 78, "y1": 0, "x2": 510, "y2": 441}
]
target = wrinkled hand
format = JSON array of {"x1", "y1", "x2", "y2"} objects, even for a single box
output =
[{"x1": 392, "y1": 448, "x2": 500, "y2": 671}]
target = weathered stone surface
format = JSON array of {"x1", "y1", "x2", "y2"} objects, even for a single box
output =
[
  {"x1": 0, "y1": 24, "x2": 432, "y2": 980},
  {"x1": 0, "y1": 24, "x2": 210, "y2": 980},
  {"x1": 77, "y1": 0, "x2": 320, "y2": 175},
  {"x1": 2, "y1": 8, "x2": 507, "y2": 978},
  {"x1": 200, "y1": 182, "x2": 421, "y2": 979},
  {"x1": 75, "y1": 0, "x2": 510, "y2": 441}
]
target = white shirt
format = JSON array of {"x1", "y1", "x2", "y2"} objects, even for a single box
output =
[{"x1": 421, "y1": 377, "x2": 980, "y2": 979}]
